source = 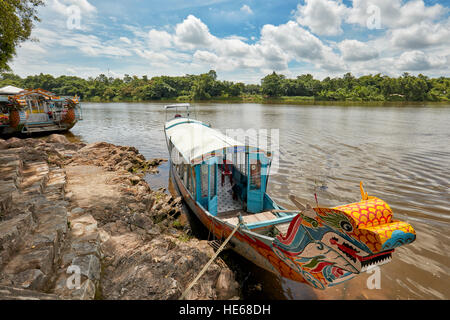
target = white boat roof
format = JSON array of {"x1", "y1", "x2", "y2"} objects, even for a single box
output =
[
  {"x1": 165, "y1": 117, "x2": 265, "y2": 164},
  {"x1": 0, "y1": 85, "x2": 24, "y2": 95}
]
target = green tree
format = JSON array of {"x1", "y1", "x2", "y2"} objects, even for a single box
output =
[
  {"x1": 191, "y1": 79, "x2": 210, "y2": 100},
  {"x1": 261, "y1": 72, "x2": 285, "y2": 97},
  {"x1": 1, "y1": 70, "x2": 448, "y2": 103},
  {"x1": 0, "y1": 0, "x2": 44, "y2": 71}
]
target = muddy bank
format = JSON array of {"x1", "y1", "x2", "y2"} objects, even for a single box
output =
[{"x1": 0, "y1": 135, "x2": 239, "y2": 300}]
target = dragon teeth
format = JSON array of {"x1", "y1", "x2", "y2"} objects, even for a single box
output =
[{"x1": 361, "y1": 255, "x2": 392, "y2": 272}]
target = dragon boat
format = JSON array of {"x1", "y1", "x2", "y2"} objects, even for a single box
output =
[
  {"x1": 0, "y1": 87, "x2": 82, "y2": 135},
  {"x1": 164, "y1": 104, "x2": 416, "y2": 289}
]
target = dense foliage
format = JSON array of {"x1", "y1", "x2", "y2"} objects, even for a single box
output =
[
  {"x1": 0, "y1": 70, "x2": 448, "y2": 102},
  {"x1": 0, "y1": 0, "x2": 44, "y2": 71}
]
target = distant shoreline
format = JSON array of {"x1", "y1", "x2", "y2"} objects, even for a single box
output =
[
  {"x1": 80, "y1": 96, "x2": 450, "y2": 106},
  {"x1": 2, "y1": 71, "x2": 449, "y2": 105}
]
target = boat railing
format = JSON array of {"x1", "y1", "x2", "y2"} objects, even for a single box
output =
[
  {"x1": 165, "y1": 103, "x2": 191, "y2": 121},
  {"x1": 244, "y1": 215, "x2": 296, "y2": 230}
]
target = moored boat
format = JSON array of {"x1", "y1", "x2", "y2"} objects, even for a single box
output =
[
  {"x1": 164, "y1": 104, "x2": 416, "y2": 290},
  {"x1": 0, "y1": 87, "x2": 82, "y2": 135}
]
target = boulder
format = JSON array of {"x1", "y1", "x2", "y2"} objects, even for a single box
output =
[
  {"x1": 3, "y1": 247, "x2": 55, "y2": 276},
  {"x1": 215, "y1": 269, "x2": 240, "y2": 300},
  {"x1": 6, "y1": 137, "x2": 25, "y2": 149},
  {"x1": 178, "y1": 213, "x2": 189, "y2": 228},
  {"x1": 48, "y1": 134, "x2": 70, "y2": 145},
  {"x1": 0, "y1": 285, "x2": 60, "y2": 300},
  {"x1": 0, "y1": 139, "x2": 7, "y2": 150},
  {"x1": 0, "y1": 213, "x2": 35, "y2": 267},
  {"x1": 71, "y1": 254, "x2": 101, "y2": 282},
  {"x1": 73, "y1": 279, "x2": 96, "y2": 300},
  {"x1": 130, "y1": 175, "x2": 141, "y2": 185},
  {"x1": 147, "y1": 224, "x2": 162, "y2": 236},
  {"x1": 12, "y1": 269, "x2": 47, "y2": 291},
  {"x1": 130, "y1": 212, "x2": 153, "y2": 231}
]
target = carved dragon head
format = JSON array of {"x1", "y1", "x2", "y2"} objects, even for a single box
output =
[{"x1": 273, "y1": 183, "x2": 416, "y2": 289}]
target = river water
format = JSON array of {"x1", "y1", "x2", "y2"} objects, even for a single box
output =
[{"x1": 70, "y1": 102, "x2": 450, "y2": 300}]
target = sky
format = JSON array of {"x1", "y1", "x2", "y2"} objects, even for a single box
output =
[{"x1": 9, "y1": 0, "x2": 450, "y2": 83}]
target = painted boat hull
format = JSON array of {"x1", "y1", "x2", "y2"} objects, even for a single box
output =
[
  {"x1": 0, "y1": 111, "x2": 81, "y2": 135},
  {"x1": 164, "y1": 118, "x2": 416, "y2": 290}
]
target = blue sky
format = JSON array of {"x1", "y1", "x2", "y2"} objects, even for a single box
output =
[{"x1": 10, "y1": 0, "x2": 450, "y2": 83}]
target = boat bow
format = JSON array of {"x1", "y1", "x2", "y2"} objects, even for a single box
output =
[{"x1": 272, "y1": 187, "x2": 416, "y2": 289}]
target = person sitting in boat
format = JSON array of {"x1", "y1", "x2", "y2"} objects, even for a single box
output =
[{"x1": 221, "y1": 159, "x2": 233, "y2": 186}]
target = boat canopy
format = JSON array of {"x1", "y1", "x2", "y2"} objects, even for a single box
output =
[
  {"x1": 165, "y1": 103, "x2": 191, "y2": 110},
  {"x1": 0, "y1": 85, "x2": 24, "y2": 95},
  {"x1": 165, "y1": 117, "x2": 268, "y2": 164}
]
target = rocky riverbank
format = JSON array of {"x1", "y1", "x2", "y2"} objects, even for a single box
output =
[{"x1": 0, "y1": 135, "x2": 239, "y2": 300}]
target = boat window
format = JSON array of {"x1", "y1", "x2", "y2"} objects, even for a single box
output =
[
  {"x1": 178, "y1": 163, "x2": 184, "y2": 178},
  {"x1": 179, "y1": 164, "x2": 184, "y2": 183},
  {"x1": 249, "y1": 159, "x2": 262, "y2": 190},
  {"x1": 210, "y1": 164, "x2": 217, "y2": 197},
  {"x1": 183, "y1": 165, "x2": 188, "y2": 185},
  {"x1": 190, "y1": 167, "x2": 196, "y2": 195},
  {"x1": 171, "y1": 148, "x2": 178, "y2": 164},
  {"x1": 244, "y1": 153, "x2": 248, "y2": 176},
  {"x1": 186, "y1": 165, "x2": 190, "y2": 189},
  {"x1": 30, "y1": 99, "x2": 40, "y2": 113},
  {"x1": 201, "y1": 164, "x2": 208, "y2": 198},
  {"x1": 239, "y1": 153, "x2": 243, "y2": 173},
  {"x1": 187, "y1": 167, "x2": 192, "y2": 194},
  {"x1": 237, "y1": 153, "x2": 247, "y2": 176}
]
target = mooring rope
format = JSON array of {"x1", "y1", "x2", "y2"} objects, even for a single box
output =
[{"x1": 179, "y1": 222, "x2": 242, "y2": 300}]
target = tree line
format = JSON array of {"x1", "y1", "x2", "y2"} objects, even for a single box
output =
[{"x1": 0, "y1": 70, "x2": 448, "y2": 102}]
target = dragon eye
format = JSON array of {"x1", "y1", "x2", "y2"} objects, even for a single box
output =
[{"x1": 340, "y1": 221, "x2": 353, "y2": 232}]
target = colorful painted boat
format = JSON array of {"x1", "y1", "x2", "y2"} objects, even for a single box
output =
[
  {"x1": 0, "y1": 87, "x2": 82, "y2": 135},
  {"x1": 164, "y1": 104, "x2": 416, "y2": 290}
]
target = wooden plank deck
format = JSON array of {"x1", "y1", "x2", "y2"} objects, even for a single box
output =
[
  {"x1": 275, "y1": 222, "x2": 291, "y2": 235},
  {"x1": 219, "y1": 210, "x2": 277, "y2": 226}
]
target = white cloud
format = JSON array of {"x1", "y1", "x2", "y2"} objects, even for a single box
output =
[
  {"x1": 338, "y1": 39, "x2": 378, "y2": 61},
  {"x1": 119, "y1": 37, "x2": 132, "y2": 44},
  {"x1": 174, "y1": 15, "x2": 215, "y2": 48},
  {"x1": 296, "y1": 0, "x2": 446, "y2": 36},
  {"x1": 48, "y1": 0, "x2": 97, "y2": 15},
  {"x1": 347, "y1": 0, "x2": 445, "y2": 29},
  {"x1": 134, "y1": 49, "x2": 170, "y2": 63},
  {"x1": 148, "y1": 30, "x2": 173, "y2": 49},
  {"x1": 296, "y1": 0, "x2": 348, "y2": 36},
  {"x1": 71, "y1": 0, "x2": 97, "y2": 13},
  {"x1": 21, "y1": 26, "x2": 133, "y2": 58},
  {"x1": 397, "y1": 50, "x2": 448, "y2": 71},
  {"x1": 10, "y1": 1, "x2": 450, "y2": 81},
  {"x1": 261, "y1": 21, "x2": 345, "y2": 71},
  {"x1": 240, "y1": 5, "x2": 253, "y2": 15},
  {"x1": 389, "y1": 20, "x2": 450, "y2": 50},
  {"x1": 19, "y1": 41, "x2": 47, "y2": 54}
]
